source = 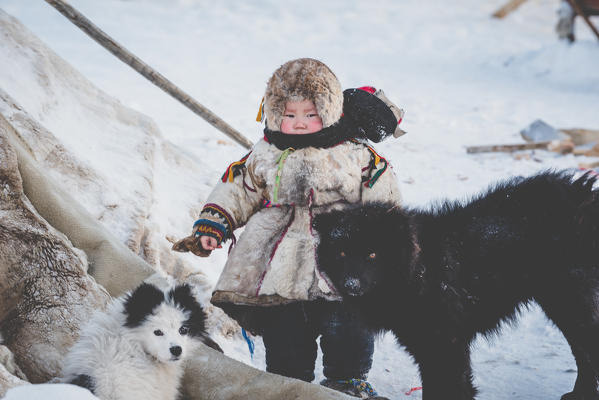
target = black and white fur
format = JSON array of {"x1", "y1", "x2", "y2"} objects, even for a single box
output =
[
  {"x1": 61, "y1": 283, "x2": 222, "y2": 400},
  {"x1": 314, "y1": 171, "x2": 599, "y2": 400}
]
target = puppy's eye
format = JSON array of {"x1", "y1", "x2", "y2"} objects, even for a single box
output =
[
  {"x1": 339, "y1": 251, "x2": 346, "y2": 257},
  {"x1": 153, "y1": 329, "x2": 164, "y2": 336},
  {"x1": 179, "y1": 326, "x2": 189, "y2": 335},
  {"x1": 368, "y1": 252, "x2": 376, "y2": 259}
]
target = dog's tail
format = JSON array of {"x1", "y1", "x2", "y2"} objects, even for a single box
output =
[{"x1": 572, "y1": 170, "x2": 599, "y2": 251}]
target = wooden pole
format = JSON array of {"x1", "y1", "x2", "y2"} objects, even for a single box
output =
[
  {"x1": 566, "y1": 0, "x2": 599, "y2": 42},
  {"x1": 466, "y1": 142, "x2": 550, "y2": 154},
  {"x1": 44, "y1": 0, "x2": 254, "y2": 149},
  {"x1": 492, "y1": 0, "x2": 529, "y2": 18}
]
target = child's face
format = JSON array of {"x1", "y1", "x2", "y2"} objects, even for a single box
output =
[{"x1": 280, "y1": 100, "x2": 323, "y2": 135}]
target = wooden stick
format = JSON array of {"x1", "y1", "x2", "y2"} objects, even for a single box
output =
[
  {"x1": 466, "y1": 142, "x2": 550, "y2": 154},
  {"x1": 492, "y1": 0, "x2": 529, "y2": 18},
  {"x1": 44, "y1": 0, "x2": 253, "y2": 149},
  {"x1": 566, "y1": 0, "x2": 599, "y2": 42}
]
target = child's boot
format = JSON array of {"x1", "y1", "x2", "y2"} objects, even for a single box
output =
[{"x1": 320, "y1": 378, "x2": 389, "y2": 399}]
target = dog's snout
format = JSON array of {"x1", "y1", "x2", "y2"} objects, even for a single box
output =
[
  {"x1": 170, "y1": 346, "x2": 182, "y2": 357},
  {"x1": 344, "y1": 277, "x2": 362, "y2": 295}
]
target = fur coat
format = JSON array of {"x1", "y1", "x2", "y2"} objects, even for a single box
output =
[{"x1": 203, "y1": 137, "x2": 401, "y2": 307}]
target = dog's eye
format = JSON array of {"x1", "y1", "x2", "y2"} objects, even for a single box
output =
[
  {"x1": 339, "y1": 251, "x2": 345, "y2": 257},
  {"x1": 368, "y1": 252, "x2": 376, "y2": 259},
  {"x1": 153, "y1": 329, "x2": 164, "y2": 336},
  {"x1": 179, "y1": 326, "x2": 189, "y2": 335}
]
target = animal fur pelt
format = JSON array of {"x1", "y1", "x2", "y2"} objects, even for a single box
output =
[{"x1": 314, "y1": 170, "x2": 599, "y2": 400}]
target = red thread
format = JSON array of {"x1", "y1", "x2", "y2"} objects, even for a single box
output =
[
  {"x1": 255, "y1": 271, "x2": 267, "y2": 296},
  {"x1": 243, "y1": 179, "x2": 257, "y2": 193},
  {"x1": 405, "y1": 386, "x2": 422, "y2": 395},
  {"x1": 268, "y1": 207, "x2": 295, "y2": 263},
  {"x1": 255, "y1": 207, "x2": 296, "y2": 296}
]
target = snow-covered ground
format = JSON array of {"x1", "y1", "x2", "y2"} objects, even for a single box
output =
[{"x1": 1, "y1": 0, "x2": 598, "y2": 398}]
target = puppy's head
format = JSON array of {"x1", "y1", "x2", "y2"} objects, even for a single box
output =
[
  {"x1": 123, "y1": 283, "x2": 210, "y2": 363},
  {"x1": 313, "y1": 203, "x2": 412, "y2": 297}
]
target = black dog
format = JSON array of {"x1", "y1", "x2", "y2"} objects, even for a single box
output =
[{"x1": 314, "y1": 171, "x2": 599, "y2": 400}]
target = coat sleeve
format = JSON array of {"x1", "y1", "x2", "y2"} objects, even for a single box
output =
[
  {"x1": 359, "y1": 144, "x2": 402, "y2": 206},
  {"x1": 194, "y1": 152, "x2": 264, "y2": 244}
]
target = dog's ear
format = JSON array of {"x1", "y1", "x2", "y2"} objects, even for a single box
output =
[
  {"x1": 123, "y1": 283, "x2": 165, "y2": 328},
  {"x1": 169, "y1": 285, "x2": 224, "y2": 353},
  {"x1": 168, "y1": 284, "x2": 207, "y2": 337},
  {"x1": 312, "y1": 211, "x2": 342, "y2": 237}
]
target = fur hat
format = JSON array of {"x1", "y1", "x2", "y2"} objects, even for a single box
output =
[{"x1": 264, "y1": 58, "x2": 343, "y2": 131}]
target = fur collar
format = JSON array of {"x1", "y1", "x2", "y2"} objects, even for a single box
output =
[
  {"x1": 263, "y1": 88, "x2": 398, "y2": 150},
  {"x1": 263, "y1": 118, "x2": 352, "y2": 150}
]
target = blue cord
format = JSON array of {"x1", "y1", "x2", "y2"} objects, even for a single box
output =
[{"x1": 241, "y1": 328, "x2": 255, "y2": 360}]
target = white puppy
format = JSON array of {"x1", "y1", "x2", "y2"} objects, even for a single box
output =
[{"x1": 61, "y1": 283, "x2": 221, "y2": 400}]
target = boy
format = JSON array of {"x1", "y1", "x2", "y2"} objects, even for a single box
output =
[{"x1": 175, "y1": 58, "x2": 404, "y2": 399}]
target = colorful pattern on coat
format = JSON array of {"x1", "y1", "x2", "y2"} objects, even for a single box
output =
[
  {"x1": 200, "y1": 203, "x2": 236, "y2": 240},
  {"x1": 221, "y1": 152, "x2": 252, "y2": 183},
  {"x1": 351, "y1": 139, "x2": 389, "y2": 188},
  {"x1": 193, "y1": 219, "x2": 226, "y2": 243}
]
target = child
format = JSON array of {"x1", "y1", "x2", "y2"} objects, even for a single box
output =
[{"x1": 174, "y1": 58, "x2": 404, "y2": 399}]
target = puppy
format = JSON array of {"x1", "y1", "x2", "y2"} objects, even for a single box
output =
[
  {"x1": 314, "y1": 171, "x2": 599, "y2": 400},
  {"x1": 61, "y1": 283, "x2": 222, "y2": 400}
]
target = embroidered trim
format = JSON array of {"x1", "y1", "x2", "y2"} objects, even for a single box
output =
[
  {"x1": 353, "y1": 139, "x2": 388, "y2": 188},
  {"x1": 273, "y1": 148, "x2": 295, "y2": 203},
  {"x1": 193, "y1": 219, "x2": 226, "y2": 243},
  {"x1": 243, "y1": 178, "x2": 257, "y2": 193},
  {"x1": 261, "y1": 199, "x2": 281, "y2": 208},
  {"x1": 221, "y1": 152, "x2": 251, "y2": 183},
  {"x1": 202, "y1": 203, "x2": 235, "y2": 238}
]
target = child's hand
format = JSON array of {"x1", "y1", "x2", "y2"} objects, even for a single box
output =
[
  {"x1": 200, "y1": 236, "x2": 218, "y2": 251},
  {"x1": 170, "y1": 234, "x2": 213, "y2": 257}
]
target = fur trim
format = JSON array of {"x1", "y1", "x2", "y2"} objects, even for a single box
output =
[{"x1": 264, "y1": 58, "x2": 343, "y2": 130}]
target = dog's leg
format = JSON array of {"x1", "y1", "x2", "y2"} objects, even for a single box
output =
[
  {"x1": 414, "y1": 339, "x2": 477, "y2": 400},
  {"x1": 560, "y1": 342, "x2": 599, "y2": 400},
  {"x1": 537, "y1": 295, "x2": 599, "y2": 400}
]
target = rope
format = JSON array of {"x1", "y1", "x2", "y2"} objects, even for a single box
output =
[{"x1": 241, "y1": 328, "x2": 255, "y2": 360}]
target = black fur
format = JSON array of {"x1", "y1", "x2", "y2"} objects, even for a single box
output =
[
  {"x1": 123, "y1": 283, "x2": 165, "y2": 328},
  {"x1": 70, "y1": 374, "x2": 95, "y2": 394},
  {"x1": 168, "y1": 284, "x2": 223, "y2": 353},
  {"x1": 314, "y1": 171, "x2": 599, "y2": 400}
]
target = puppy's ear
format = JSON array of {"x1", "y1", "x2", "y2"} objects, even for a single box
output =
[
  {"x1": 169, "y1": 284, "x2": 207, "y2": 338},
  {"x1": 169, "y1": 285, "x2": 224, "y2": 353},
  {"x1": 123, "y1": 283, "x2": 164, "y2": 328}
]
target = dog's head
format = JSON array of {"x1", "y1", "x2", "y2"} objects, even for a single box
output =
[
  {"x1": 313, "y1": 203, "x2": 412, "y2": 298},
  {"x1": 122, "y1": 283, "x2": 211, "y2": 363}
]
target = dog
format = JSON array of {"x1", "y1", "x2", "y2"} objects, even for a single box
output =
[
  {"x1": 314, "y1": 171, "x2": 599, "y2": 400},
  {"x1": 61, "y1": 282, "x2": 222, "y2": 400}
]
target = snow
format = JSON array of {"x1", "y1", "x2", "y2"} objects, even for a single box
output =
[
  {"x1": 4, "y1": 383, "x2": 99, "y2": 400},
  {"x1": 0, "y1": 0, "x2": 598, "y2": 399}
]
